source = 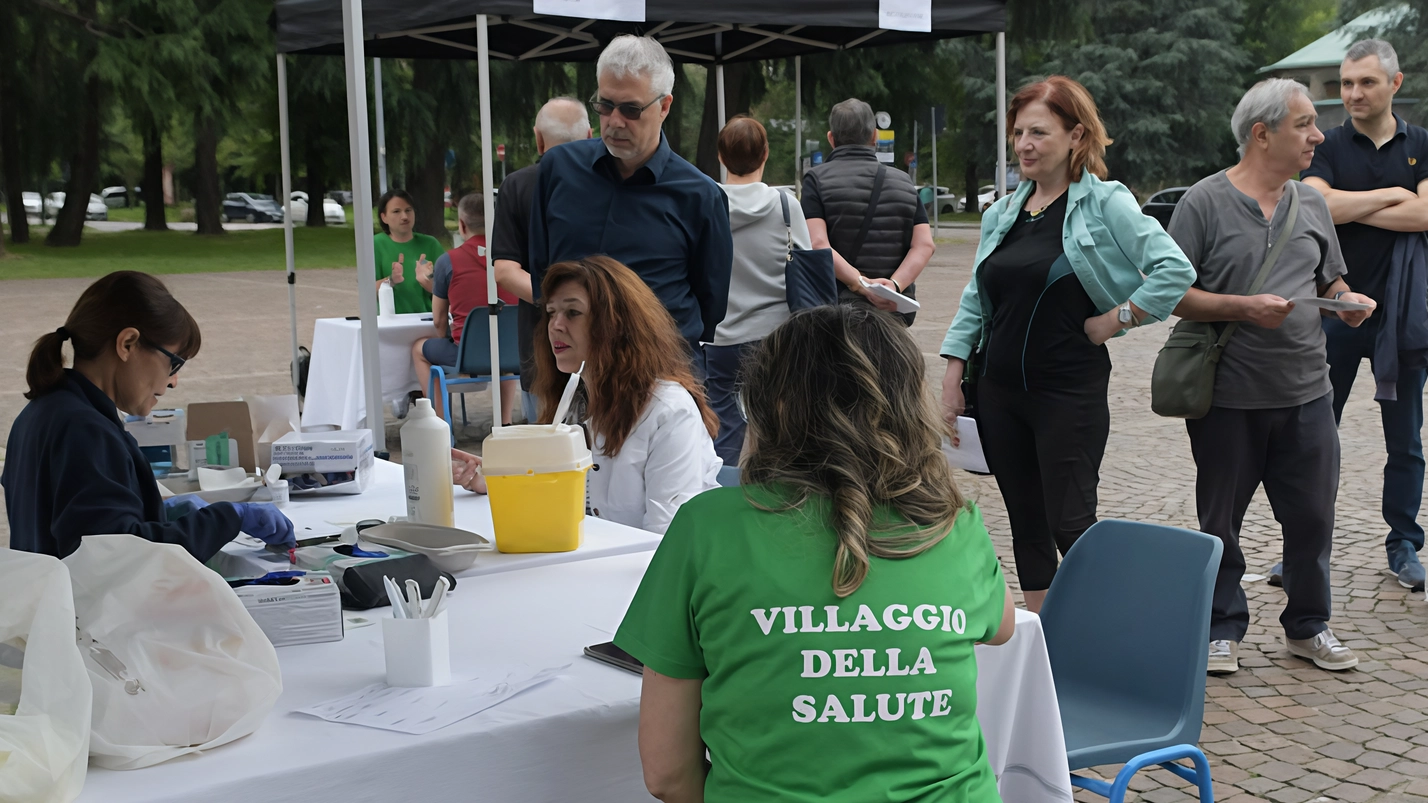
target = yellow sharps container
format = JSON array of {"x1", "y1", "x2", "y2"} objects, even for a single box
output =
[{"x1": 481, "y1": 423, "x2": 592, "y2": 553}]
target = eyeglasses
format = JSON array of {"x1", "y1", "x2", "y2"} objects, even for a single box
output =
[
  {"x1": 142, "y1": 338, "x2": 186, "y2": 377},
  {"x1": 588, "y1": 94, "x2": 665, "y2": 121}
]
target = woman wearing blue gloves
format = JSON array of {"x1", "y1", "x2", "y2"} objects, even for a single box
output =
[{"x1": 3, "y1": 272, "x2": 295, "y2": 561}]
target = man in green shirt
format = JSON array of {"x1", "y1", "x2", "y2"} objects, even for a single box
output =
[{"x1": 374, "y1": 188, "x2": 442, "y2": 314}]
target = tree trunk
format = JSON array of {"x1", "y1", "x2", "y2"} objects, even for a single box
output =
[
  {"x1": 192, "y1": 112, "x2": 224, "y2": 235},
  {"x1": 0, "y1": 0, "x2": 25, "y2": 244},
  {"x1": 45, "y1": 74, "x2": 100, "y2": 247},
  {"x1": 964, "y1": 159, "x2": 978, "y2": 216},
  {"x1": 695, "y1": 62, "x2": 749, "y2": 181},
  {"x1": 407, "y1": 142, "x2": 448, "y2": 244},
  {"x1": 304, "y1": 138, "x2": 327, "y2": 227},
  {"x1": 141, "y1": 120, "x2": 168, "y2": 231}
]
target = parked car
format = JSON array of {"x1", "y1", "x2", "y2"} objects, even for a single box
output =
[
  {"x1": 221, "y1": 192, "x2": 286, "y2": 223},
  {"x1": 959, "y1": 185, "x2": 998, "y2": 213},
  {"x1": 100, "y1": 186, "x2": 130, "y2": 208},
  {"x1": 328, "y1": 190, "x2": 353, "y2": 205},
  {"x1": 1140, "y1": 187, "x2": 1190, "y2": 229},
  {"x1": 289, "y1": 191, "x2": 347, "y2": 224},
  {"x1": 918, "y1": 185, "x2": 960, "y2": 216},
  {"x1": 44, "y1": 192, "x2": 108, "y2": 220},
  {"x1": 22, "y1": 192, "x2": 42, "y2": 217}
]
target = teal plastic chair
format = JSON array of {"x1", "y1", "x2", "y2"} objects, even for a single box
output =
[
  {"x1": 428, "y1": 304, "x2": 521, "y2": 441},
  {"x1": 1039, "y1": 519, "x2": 1224, "y2": 803}
]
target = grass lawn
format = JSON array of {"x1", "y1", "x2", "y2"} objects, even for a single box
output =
[
  {"x1": 0, "y1": 226, "x2": 358, "y2": 280},
  {"x1": 105, "y1": 206, "x2": 184, "y2": 223}
]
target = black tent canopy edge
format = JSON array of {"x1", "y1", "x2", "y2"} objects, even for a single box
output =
[{"x1": 275, "y1": 0, "x2": 1006, "y2": 61}]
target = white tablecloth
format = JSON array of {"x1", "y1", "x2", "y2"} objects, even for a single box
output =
[
  {"x1": 300, "y1": 314, "x2": 436, "y2": 431},
  {"x1": 79, "y1": 550, "x2": 1070, "y2": 803}
]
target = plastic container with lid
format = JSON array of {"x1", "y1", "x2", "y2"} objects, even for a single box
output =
[{"x1": 480, "y1": 424, "x2": 592, "y2": 553}]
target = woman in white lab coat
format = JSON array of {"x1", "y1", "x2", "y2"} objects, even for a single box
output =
[{"x1": 453, "y1": 256, "x2": 722, "y2": 534}]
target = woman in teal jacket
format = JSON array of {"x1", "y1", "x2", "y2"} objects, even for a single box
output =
[{"x1": 941, "y1": 76, "x2": 1195, "y2": 612}]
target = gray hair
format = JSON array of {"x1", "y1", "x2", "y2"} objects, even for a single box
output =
[
  {"x1": 1345, "y1": 38, "x2": 1400, "y2": 79},
  {"x1": 829, "y1": 99, "x2": 876, "y2": 148},
  {"x1": 457, "y1": 193, "x2": 484, "y2": 230},
  {"x1": 535, "y1": 97, "x2": 589, "y2": 146},
  {"x1": 1231, "y1": 78, "x2": 1313, "y2": 157},
  {"x1": 596, "y1": 35, "x2": 674, "y2": 98}
]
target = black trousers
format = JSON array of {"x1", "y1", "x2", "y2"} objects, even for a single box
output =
[
  {"x1": 1186, "y1": 394, "x2": 1338, "y2": 642},
  {"x1": 978, "y1": 376, "x2": 1110, "y2": 591}
]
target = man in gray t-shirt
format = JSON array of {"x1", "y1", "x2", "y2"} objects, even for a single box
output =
[{"x1": 1167, "y1": 79, "x2": 1377, "y2": 677}]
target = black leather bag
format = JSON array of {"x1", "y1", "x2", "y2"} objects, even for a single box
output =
[{"x1": 780, "y1": 190, "x2": 838, "y2": 310}]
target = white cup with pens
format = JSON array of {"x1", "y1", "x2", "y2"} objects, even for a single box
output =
[{"x1": 382, "y1": 576, "x2": 451, "y2": 687}]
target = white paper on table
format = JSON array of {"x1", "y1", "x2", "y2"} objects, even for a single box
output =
[
  {"x1": 879, "y1": 0, "x2": 932, "y2": 32},
  {"x1": 942, "y1": 418, "x2": 989, "y2": 474},
  {"x1": 858, "y1": 277, "x2": 922, "y2": 314},
  {"x1": 532, "y1": 0, "x2": 644, "y2": 21},
  {"x1": 1289, "y1": 296, "x2": 1372, "y2": 312},
  {"x1": 296, "y1": 664, "x2": 568, "y2": 735}
]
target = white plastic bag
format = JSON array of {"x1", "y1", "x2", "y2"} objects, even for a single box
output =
[
  {"x1": 0, "y1": 550, "x2": 91, "y2": 803},
  {"x1": 63, "y1": 534, "x2": 283, "y2": 770}
]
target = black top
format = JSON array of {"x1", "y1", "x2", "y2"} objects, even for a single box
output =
[
  {"x1": 801, "y1": 146, "x2": 930, "y2": 225},
  {"x1": 1, "y1": 370, "x2": 241, "y2": 561},
  {"x1": 978, "y1": 192, "x2": 1110, "y2": 390},
  {"x1": 490, "y1": 162, "x2": 541, "y2": 392},
  {"x1": 529, "y1": 135, "x2": 733, "y2": 345},
  {"x1": 1301, "y1": 114, "x2": 1428, "y2": 306}
]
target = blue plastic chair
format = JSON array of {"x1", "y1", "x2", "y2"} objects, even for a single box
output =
[
  {"x1": 1039, "y1": 519, "x2": 1224, "y2": 803},
  {"x1": 428, "y1": 305, "x2": 521, "y2": 442},
  {"x1": 716, "y1": 465, "x2": 741, "y2": 487}
]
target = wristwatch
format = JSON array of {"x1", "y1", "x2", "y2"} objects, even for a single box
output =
[{"x1": 1117, "y1": 302, "x2": 1137, "y2": 328}]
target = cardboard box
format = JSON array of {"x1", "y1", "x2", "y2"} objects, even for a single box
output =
[
  {"x1": 271, "y1": 429, "x2": 374, "y2": 474},
  {"x1": 231, "y1": 572, "x2": 344, "y2": 648},
  {"x1": 187, "y1": 401, "x2": 257, "y2": 472}
]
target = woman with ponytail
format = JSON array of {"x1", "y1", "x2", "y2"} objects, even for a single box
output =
[
  {"x1": 3, "y1": 271, "x2": 294, "y2": 561},
  {"x1": 613, "y1": 304, "x2": 1014, "y2": 803}
]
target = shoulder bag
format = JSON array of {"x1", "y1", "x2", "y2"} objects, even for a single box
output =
[
  {"x1": 1150, "y1": 181, "x2": 1299, "y2": 419},
  {"x1": 780, "y1": 189, "x2": 838, "y2": 310}
]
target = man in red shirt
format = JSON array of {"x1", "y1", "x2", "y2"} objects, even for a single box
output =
[{"x1": 412, "y1": 194, "x2": 520, "y2": 423}]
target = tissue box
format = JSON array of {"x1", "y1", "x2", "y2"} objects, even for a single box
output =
[
  {"x1": 271, "y1": 429, "x2": 375, "y2": 474},
  {"x1": 231, "y1": 572, "x2": 344, "y2": 648}
]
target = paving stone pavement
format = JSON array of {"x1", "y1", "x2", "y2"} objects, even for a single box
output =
[{"x1": 0, "y1": 234, "x2": 1423, "y2": 800}]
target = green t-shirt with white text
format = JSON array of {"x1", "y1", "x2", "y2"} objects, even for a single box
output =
[
  {"x1": 615, "y1": 486, "x2": 1007, "y2": 803},
  {"x1": 374, "y1": 232, "x2": 442, "y2": 314}
]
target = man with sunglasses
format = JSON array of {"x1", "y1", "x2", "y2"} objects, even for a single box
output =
[{"x1": 528, "y1": 34, "x2": 733, "y2": 378}]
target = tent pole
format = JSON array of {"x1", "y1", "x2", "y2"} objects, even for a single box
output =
[
  {"x1": 342, "y1": 0, "x2": 386, "y2": 452},
  {"x1": 715, "y1": 32, "x2": 726, "y2": 181},
  {"x1": 277, "y1": 53, "x2": 301, "y2": 397},
  {"x1": 794, "y1": 55, "x2": 801, "y2": 196},
  {"x1": 478, "y1": 15, "x2": 502, "y2": 431},
  {"x1": 931, "y1": 106, "x2": 938, "y2": 235},
  {"x1": 375, "y1": 58, "x2": 388, "y2": 193},
  {"x1": 995, "y1": 32, "x2": 1007, "y2": 199}
]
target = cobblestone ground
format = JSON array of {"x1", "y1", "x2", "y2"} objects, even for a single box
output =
[{"x1": 0, "y1": 234, "x2": 1423, "y2": 800}]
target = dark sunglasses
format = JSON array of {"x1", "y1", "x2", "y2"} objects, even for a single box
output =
[
  {"x1": 142, "y1": 338, "x2": 186, "y2": 377},
  {"x1": 588, "y1": 94, "x2": 665, "y2": 120}
]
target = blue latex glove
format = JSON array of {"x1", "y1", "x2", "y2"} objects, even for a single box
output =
[
  {"x1": 231, "y1": 502, "x2": 296, "y2": 549},
  {"x1": 163, "y1": 493, "x2": 209, "y2": 522}
]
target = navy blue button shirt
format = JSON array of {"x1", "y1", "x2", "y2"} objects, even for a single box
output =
[
  {"x1": 528, "y1": 135, "x2": 734, "y2": 344},
  {"x1": 2, "y1": 370, "x2": 241, "y2": 561},
  {"x1": 1302, "y1": 114, "x2": 1428, "y2": 305}
]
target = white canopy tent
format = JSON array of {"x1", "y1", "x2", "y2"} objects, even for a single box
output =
[{"x1": 272, "y1": 2, "x2": 1008, "y2": 451}]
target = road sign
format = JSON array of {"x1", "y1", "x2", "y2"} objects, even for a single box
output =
[{"x1": 496, "y1": 144, "x2": 506, "y2": 162}]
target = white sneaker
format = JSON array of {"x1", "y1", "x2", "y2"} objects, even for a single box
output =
[
  {"x1": 1286, "y1": 629, "x2": 1358, "y2": 671},
  {"x1": 1207, "y1": 640, "x2": 1239, "y2": 674}
]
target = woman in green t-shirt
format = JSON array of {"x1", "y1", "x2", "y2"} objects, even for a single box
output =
[
  {"x1": 374, "y1": 189, "x2": 443, "y2": 314},
  {"x1": 615, "y1": 305, "x2": 1016, "y2": 803}
]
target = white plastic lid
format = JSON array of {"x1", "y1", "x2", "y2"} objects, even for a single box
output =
[{"x1": 480, "y1": 423, "x2": 592, "y2": 476}]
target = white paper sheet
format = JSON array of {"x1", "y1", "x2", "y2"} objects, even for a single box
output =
[
  {"x1": 858, "y1": 277, "x2": 922, "y2": 313},
  {"x1": 297, "y1": 664, "x2": 568, "y2": 735},
  {"x1": 1289, "y1": 296, "x2": 1372, "y2": 312},
  {"x1": 942, "y1": 417, "x2": 989, "y2": 474},
  {"x1": 532, "y1": 0, "x2": 644, "y2": 22},
  {"x1": 879, "y1": 0, "x2": 932, "y2": 32}
]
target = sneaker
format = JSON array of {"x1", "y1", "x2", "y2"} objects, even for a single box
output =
[
  {"x1": 1207, "y1": 640, "x2": 1239, "y2": 674},
  {"x1": 1268, "y1": 562, "x2": 1283, "y2": 587},
  {"x1": 1386, "y1": 543, "x2": 1426, "y2": 592},
  {"x1": 393, "y1": 396, "x2": 410, "y2": 419},
  {"x1": 1286, "y1": 629, "x2": 1358, "y2": 671}
]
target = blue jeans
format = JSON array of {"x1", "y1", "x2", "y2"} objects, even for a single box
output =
[
  {"x1": 1323, "y1": 316, "x2": 1427, "y2": 556},
  {"x1": 703, "y1": 342, "x2": 755, "y2": 465},
  {"x1": 521, "y1": 390, "x2": 540, "y2": 424}
]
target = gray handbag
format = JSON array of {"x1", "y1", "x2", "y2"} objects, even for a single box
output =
[{"x1": 1150, "y1": 182, "x2": 1299, "y2": 419}]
